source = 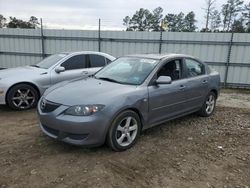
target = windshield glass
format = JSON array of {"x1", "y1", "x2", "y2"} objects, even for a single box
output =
[
  {"x1": 35, "y1": 54, "x2": 67, "y2": 69},
  {"x1": 95, "y1": 57, "x2": 159, "y2": 85}
]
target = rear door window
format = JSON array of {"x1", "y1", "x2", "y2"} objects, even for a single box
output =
[
  {"x1": 185, "y1": 59, "x2": 205, "y2": 77},
  {"x1": 89, "y1": 55, "x2": 106, "y2": 68}
]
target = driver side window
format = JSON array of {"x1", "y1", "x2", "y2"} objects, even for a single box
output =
[
  {"x1": 61, "y1": 55, "x2": 86, "y2": 71},
  {"x1": 157, "y1": 59, "x2": 182, "y2": 81}
]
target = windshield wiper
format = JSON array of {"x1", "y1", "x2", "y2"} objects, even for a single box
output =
[
  {"x1": 30, "y1": 65, "x2": 40, "y2": 68},
  {"x1": 96, "y1": 77, "x2": 122, "y2": 84}
]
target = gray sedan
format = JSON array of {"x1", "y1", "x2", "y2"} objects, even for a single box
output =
[
  {"x1": 37, "y1": 53, "x2": 220, "y2": 151},
  {"x1": 0, "y1": 51, "x2": 115, "y2": 110}
]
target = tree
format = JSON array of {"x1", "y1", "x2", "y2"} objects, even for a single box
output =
[
  {"x1": 150, "y1": 7, "x2": 164, "y2": 31},
  {"x1": 123, "y1": 16, "x2": 131, "y2": 30},
  {"x1": 0, "y1": 14, "x2": 6, "y2": 28},
  {"x1": 232, "y1": 18, "x2": 245, "y2": 32},
  {"x1": 222, "y1": 0, "x2": 244, "y2": 32},
  {"x1": 164, "y1": 12, "x2": 185, "y2": 32},
  {"x1": 204, "y1": 0, "x2": 216, "y2": 32},
  {"x1": 7, "y1": 16, "x2": 39, "y2": 29},
  {"x1": 29, "y1": 16, "x2": 39, "y2": 28},
  {"x1": 243, "y1": 2, "x2": 250, "y2": 32},
  {"x1": 123, "y1": 7, "x2": 164, "y2": 31},
  {"x1": 183, "y1": 11, "x2": 197, "y2": 32},
  {"x1": 124, "y1": 8, "x2": 153, "y2": 31},
  {"x1": 210, "y1": 10, "x2": 221, "y2": 31}
]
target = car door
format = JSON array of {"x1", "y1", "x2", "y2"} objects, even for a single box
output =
[
  {"x1": 87, "y1": 54, "x2": 107, "y2": 75},
  {"x1": 183, "y1": 58, "x2": 209, "y2": 110},
  {"x1": 148, "y1": 58, "x2": 189, "y2": 126},
  {"x1": 50, "y1": 54, "x2": 88, "y2": 85}
]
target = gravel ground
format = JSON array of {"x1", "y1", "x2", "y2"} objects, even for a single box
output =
[{"x1": 0, "y1": 89, "x2": 249, "y2": 188}]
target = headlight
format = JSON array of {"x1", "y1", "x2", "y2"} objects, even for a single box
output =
[{"x1": 64, "y1": 104, "x2": 105, "y2": 116}]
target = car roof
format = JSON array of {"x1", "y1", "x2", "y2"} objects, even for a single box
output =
[
  {"x1": 61, "y1": 51, "x2": 116, "y2": 60},
  {"x1": 125, "y1": 53, "x2": 196, "y2": 60}
]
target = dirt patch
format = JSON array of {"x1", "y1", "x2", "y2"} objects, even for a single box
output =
[
  {"x1": 0, "y1": 91, "x2": 250, "y2": 188},
  {"x1": 218, "y1": 89, "x2": 250, "y2": 110}
]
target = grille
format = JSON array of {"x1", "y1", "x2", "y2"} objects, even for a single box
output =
[{"x1": 41, "y1": 99, "x2": 60, "y2": 113}]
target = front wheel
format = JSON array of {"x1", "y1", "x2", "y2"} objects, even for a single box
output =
[
  {"x1": 6, "y1": 84, "x2": 39, "y2": 110},
  {"x1": 199, "y1": 91, "x2": 217, "y2": 117},
  {"x1": 107, "y1": 110, "x2": 141, "y2": 151}
]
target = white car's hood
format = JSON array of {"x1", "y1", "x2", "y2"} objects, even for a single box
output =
[{"x1": 0, "y1": 66, "x2": 48, "y2": 79}]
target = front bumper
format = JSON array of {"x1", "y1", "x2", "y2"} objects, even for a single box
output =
[
  {"x1": 0, "y1": 81, "x2": 9, "y2": 105},
  {"x1": 37, "y1": 100, "x2": 111, "y2": 147},
  {"x1": 0, "y1": 94, "x2": 5, "y2": 104}
]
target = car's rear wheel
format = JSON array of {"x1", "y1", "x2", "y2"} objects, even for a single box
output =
[
  {"x1": 199, "y1": 91, "x2": 216, "y2": 117},
  {"x1": 107, "y1": 110, "x2": 141, "y2": 151},
  {"x1": 6, "y1": 84, "x2": 39, "y2": 110}
]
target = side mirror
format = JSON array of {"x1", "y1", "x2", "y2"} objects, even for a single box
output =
[
  {"x1": 55, "y1": 66, "x2": 65, "y2": 73},
  {"x1": 155, "y1": 76, "x2": 172, "y2": 85}
]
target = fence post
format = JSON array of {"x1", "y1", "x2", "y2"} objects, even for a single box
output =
[
  {"x1": 98, "y1": 18, "x2": 101, "y2": 52},
  {"x1": 159, "y1": 21, "x2": 163, "y2": 54},
  {"x1": 224, "y1": 32, "x2": 234, "y2": 88},
  {"x1": 40, "y1": 18, "x2": 45, "y2": 59}
]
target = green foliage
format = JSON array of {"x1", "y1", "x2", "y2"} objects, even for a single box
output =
[
  {"x1": 164, "y1": 13, "x2": 185, "y2": 32},
  {"x1": 243, "y1": 2, "x2": 250, "y2": 30},
  {"x1": 150, "y1": 7, "x2": 164, "y2": 31},
  {"x1": 183, "y1": 12, "x2": 197, "y2": 32},
  {"x1": 0, "y1": 14, "x2": 6, "y2": 28},
  {"x1": 7, "y1": 16, "x2": 40, "y2": 28},
  {"x1": 222, "y1": 0, "x2": 244, "y2": 31},
  {"x1": 210, "y1": 10, "x2": 221, "y2": 31},
  {"x1": 123, "y1": 7, "x2": 197, "y2": 32}
]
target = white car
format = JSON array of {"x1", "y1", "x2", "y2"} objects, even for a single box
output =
[{"x1": 0, "y1": 51, "x2": 115, "y2": 110}]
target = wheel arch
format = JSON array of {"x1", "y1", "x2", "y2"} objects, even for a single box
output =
[
  {"x1": 5, "y1": 82, "x2": 41, "y2": 103},
  {"x1": 210, "y1": 89, "x2": 218, "y2": 99},
  {"x1": 113, "y1": 107, "x2": 145, "y2": 130}
]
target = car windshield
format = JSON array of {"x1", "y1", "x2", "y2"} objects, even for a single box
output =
[
  {"x1": 95, "y1": 57, "x2": 159, "y2": 85},
  {"x1": 32, "y1": 54, "x2": 67, "y2": 69}
]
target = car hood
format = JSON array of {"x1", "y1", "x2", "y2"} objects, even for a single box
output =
[
  {"x1": 0, "y1": 66, "x2": 48, "y2": 79},
  {"x1": 44, "y1": 77, "x2": 137, "y2": 106}
]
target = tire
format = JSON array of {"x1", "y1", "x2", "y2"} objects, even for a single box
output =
[
  {"x1": 107, "y1": 110, "x2": 141, "y2": 152},
  {"x1": 6, "y1": 84, "x2": 39, "y2": 110},
  {"x1": 198, "y1": 91, "x2": 217, "y2": 117}
]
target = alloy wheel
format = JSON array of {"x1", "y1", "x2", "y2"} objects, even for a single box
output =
[
  {"x1": 115, "y1": 116, "x2": 138, "y2": 147},
  {"x1": 205, "y1": 94, "x2": 215, "y2": 114},
  {"x1": 12, "y1": 88, "x2": 35, "y2": 109}
]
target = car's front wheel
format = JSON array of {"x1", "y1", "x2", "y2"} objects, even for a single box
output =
[
  {"x1": 6, "y1": 84, "x2": 39, "y2": 110},
  {"x1": 199, "y1": 91, "x2": 217, "y2": 117},
  {"x1": 107, "y1": 110, "x2": 141, "y2": 151}
]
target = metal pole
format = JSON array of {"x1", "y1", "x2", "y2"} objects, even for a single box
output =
[
  {"x1": 159, "y1": 20, "x2": 163, "y2": 54},
  {"x1": 40, "y1": 18, "x2": 45, "y2": 59},
  {"x1": 98, "y1": 18, "x2": 101, "y2": 52},
  {"x1": 224, "y1": 31, "x2": 234, "y2": 88}
]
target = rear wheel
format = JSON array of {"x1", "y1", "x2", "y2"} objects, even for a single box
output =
[
  {"x1": 6, "y1": 84, "x2": 39, "y2": 110},
  {"x1": 107, "y1": 110, "x2": 141, "y2": 151},
  {"x1": 199, "y1": 91, "x2": 216, "y2": 117}
]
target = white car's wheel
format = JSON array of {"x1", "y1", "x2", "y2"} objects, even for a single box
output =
[{"x1": 7, "y1": 84, "x2": 39, "y2": 110}]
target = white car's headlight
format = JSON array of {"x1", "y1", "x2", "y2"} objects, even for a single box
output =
[{"x1": 64, "y1": 104, "x2": 105, "y2": 116}]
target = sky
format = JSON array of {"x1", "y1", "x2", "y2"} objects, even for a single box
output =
[{"x1": 0, "y1": 0, "x2": 249, "y2": 30}]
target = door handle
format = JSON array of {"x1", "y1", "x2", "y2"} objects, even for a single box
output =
[
  {"x1": 180, "y1": 85, "x2": 186, "y2": 90},
  {"x1": 202, "y1": 80, "x2": 208, "y2": 84}
]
